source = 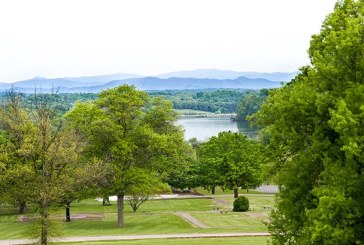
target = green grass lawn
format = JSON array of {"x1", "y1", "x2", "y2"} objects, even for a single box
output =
[
  {"x1": 213, "y1": 195, "x2": 274, "y2": 211},
  {"x1": 191, "y1": 212, "x2": 268, "y2": 232},
  {"x1": 54, "y1": 198, "x2": 216, "y2": 215},
  {"x1": 64, "y1": 213, "x2": 195, "y2": 237},
  {"x1": 0, "y1": 196, "x2": 273, "y2": 240},
  {"x1": 59, "y1": 237, "x2": 270, "y2": 245}
]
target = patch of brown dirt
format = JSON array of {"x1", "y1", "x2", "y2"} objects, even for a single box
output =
[{"x1": 19, "y1": 213, "x2": 103, "y2": 222}]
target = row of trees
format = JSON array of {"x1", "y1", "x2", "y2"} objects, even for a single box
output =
[
  {"x1": 0, "y1": 85, "x2": 194, "y2": 244},
  {"x1": 149, "y1": 89, "x2": 256, "y2": 114},
  {"x1": 0, "y1": 85, "x2": 269, "y2": 244},
  {"x1": 1, "y1": 89, "x2": 269, "y2": 117}
]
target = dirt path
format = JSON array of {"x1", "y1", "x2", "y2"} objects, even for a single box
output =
[
  {"x1": 175, "y1": 211, "x2": 210, "y2": 228},
  {"x1": 0, "y1": 232, "x2": 271, "y2": 245}
]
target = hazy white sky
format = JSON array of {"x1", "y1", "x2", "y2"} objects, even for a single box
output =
[{"x1": 0, "y1": 0, "x2": 338, "y2": 82}]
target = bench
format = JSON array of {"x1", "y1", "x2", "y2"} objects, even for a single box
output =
[
  {"x1": 263, "y1": 206, "x2": 271, "y2": 210},
  {"x1": 220, "y1": 210, "x2": 228, "y2": 214}
]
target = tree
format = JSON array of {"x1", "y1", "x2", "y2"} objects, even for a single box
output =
[
  {"x1": 66, "y1": 85, "x2": 188, "y2": 227},
  {"x1": 254, "y1": 1, "x2": 364, "y2": 243},
  {"x1": 236, "y1": 89, "x2": 268, "y2": 121},
  {"x1": 197, "y1": 131, "x2": 264, "y2": 198},
  {"x1": 126, "y1": 168, "x2": 171, "y2": 212},
  {"x1": 0, "y1": 93, "x2": 37, "y2": 214},
  {"x1": 0, "y1": 91, "x2": 86, "y2": 245}
]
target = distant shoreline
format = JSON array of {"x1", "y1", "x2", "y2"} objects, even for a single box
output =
[{"x1": 178, "y1": 113, "x2": 236, "y2": 119}]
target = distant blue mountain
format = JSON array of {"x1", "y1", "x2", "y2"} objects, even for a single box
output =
[
  {"x1": 0, "y1": 69, "x2": 295, "y2": 93},
  {"x1": 53, "y1": 76, "x2": 281, "y2": 93},
  {"x1": 156, "y1": 69, "x2": 297, "y2": 82}
]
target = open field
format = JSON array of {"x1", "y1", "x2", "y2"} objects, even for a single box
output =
[
  {"x1": 59, "y1": 237, "x2": 270, "y2": 245},
  {"x1": 0, "y1": 194, "x2": 274, "y2": 243}
]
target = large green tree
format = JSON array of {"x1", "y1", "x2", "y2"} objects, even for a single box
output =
[
  {"x1": 66, "y1": 85, "x2": 188, "y2": 227},
  {"x1": 255, "y1": 1, "x2": 364, "y2": 243},
  {"x1": 197, "y1": 131, "x2": 264, "y2": 198}
]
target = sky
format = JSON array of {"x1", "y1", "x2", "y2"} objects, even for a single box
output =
[{"x1": 0, "y1": 0, "x2": 338, "y2": 83}]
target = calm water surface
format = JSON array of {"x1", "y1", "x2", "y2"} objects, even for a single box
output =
[{"x1": 176, "y1": 118, "x2": 258, "y2": 141}]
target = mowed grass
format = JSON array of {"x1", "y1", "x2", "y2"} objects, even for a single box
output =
[
  {"x1": 59, "y1": 237, "x2": 270, "y2": 245},
  {"x1": 0, "y1": 195, "x2": 274, "y2": 240},
  {"x1": 64, "y1": 213, "x2": 194, "y2": 237},
  {"x1": 213, "y1": 194, "x2": 274, "y2": 211},
  {"x1": 191, "y1": 212, "x2": 268, "y2": 232},
  {"x1": 53, "y1": 197, "x2": 216, "y2": 215}
]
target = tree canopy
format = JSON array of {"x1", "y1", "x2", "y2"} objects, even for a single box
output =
[
  {"x1": 66, "y1": 85, "x2": 191, "y2": 227},
  {"x1": 196, "y1": 131, "x2": 264, "y2": 198},
  {"x1": 255, "y1": 1, "x2": 364, "y2": 243}
]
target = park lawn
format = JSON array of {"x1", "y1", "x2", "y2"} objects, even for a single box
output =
[
  {"x1": 59, "y1": 237, "x2": 270, "y2": 245},
  {"x1": 191, "y1": 212, "x2": 268, "y2": 232},
  {"x1": 0, "y1": 198, "x2": 220, "y2": 239},
  {"x1": 213, "y1": 194, "x2": 275, "y2": 211},
  {"x1": 56, "y1": 198, "x2": 217, "y2": 215},
  {"x1": 63, "y1": 213, "x2": 195, "y2": 237},
  {"x1": 0, "y1": 214, "x2": 31, "y2": 239},
  {"x1": 0, "y1": 197, "x2": 272, "y2": 240}
]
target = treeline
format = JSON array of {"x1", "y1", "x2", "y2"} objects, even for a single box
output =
[
  {"x1": 0, "y1": 86, "x2": 269, "y2": 245},
  {"x1": 0, "y1": 89, "x2": 269, "y2": 118},
  {"x1": 150, "y1": 89, "x2": 269, "y2": 117},
  {"x1": 149, "y1": 89, "x2": 247, "y2": 113},
  {"x1": 0, "y1": 92, "x2": 97, "y2": 115}
]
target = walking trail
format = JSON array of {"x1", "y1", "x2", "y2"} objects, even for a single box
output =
[
  {"x1": 0, "y1": 232, "x2": 271, "y2": 245},
  {"x1": 175, "y1": 211, "x2": 210, "y2": 228}
]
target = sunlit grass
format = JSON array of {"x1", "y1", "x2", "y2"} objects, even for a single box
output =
[
  {"x1": 0, "y1": 197, "x2": 273, "y2": 240},
  {"x1": 59, "y1": 237, "x2": 270, "y2": 245}
]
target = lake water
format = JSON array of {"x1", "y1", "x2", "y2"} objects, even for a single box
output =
[{"x1": 176, "y1": 117, "x2": 258, "y2": 141}]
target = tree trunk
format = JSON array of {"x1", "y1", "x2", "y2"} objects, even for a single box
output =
[
  {"x1": 102, "y1": 196, "x2": 111, "y2": 206},
  {"x1": 211, "y1": 186, "x2": 215, "y2": 195},
  {"x1": 65, "y1": 202, "x2": 71, "y2": 222},
  {"x1": 117, "y1": 194, "x2": 125, "y2": 227},
  {"x1": 18, "y1": 201, "x2": 26, "y2": 214},
  {"x1": 234, "y1": 188, "x2": 238, "y2": 198},
  {"x1": 41, "y1": 198, "x2": 48, "y2": 245}
]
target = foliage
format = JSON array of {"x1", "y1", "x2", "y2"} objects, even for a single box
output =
[
  {"x1": 126, "y1": 169, "x2": 171, "y2": 212},
  {"x1": 0, "y1": 91, "x2": 90, "y2": 244},
  {"x1": 236, "y1": 89, "x2": 269, "y2": 120},
  {"x1": 255, "y1": 1, "x2": 364, "y2": 243},
  {"x1": 0, "y1": 89, "x2": 256, "y2": 116},
  {"x1": 66, "y1": 85, "x2": 192, "y2": 227},
  {"x1": 196, "y1": 131, "x2": 264, "y2": 197},
  {"x1": 233, "y1": 196, "x2": 249, "y2": 212},
  {"x1": 149, "y1": 89, "x2": 255, "y2": 113}
]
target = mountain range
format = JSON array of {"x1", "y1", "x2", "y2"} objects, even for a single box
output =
[{"x1": 0, "y1": 69, "x2": 296, "y2": 93}]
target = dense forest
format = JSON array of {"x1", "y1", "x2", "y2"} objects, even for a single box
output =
[{"x1": 0, "y1": 89, "x2": 269, "y2": 117}]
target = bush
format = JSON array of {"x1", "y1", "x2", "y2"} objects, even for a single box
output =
[{"x1": 233, "y1": 196, "x2": 249, "y2": 212}]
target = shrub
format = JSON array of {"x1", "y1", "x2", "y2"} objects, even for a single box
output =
[{"x1": 233, "y1": 196, "x2": 249, "y2": 212}]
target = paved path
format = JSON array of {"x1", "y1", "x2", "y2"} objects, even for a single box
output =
[
  {"x1": 175, "y1": 212, "x2": 210, "y2": 228},
  {"x1": 0, "y1": 232, "x2": 270, "y2": 245}
]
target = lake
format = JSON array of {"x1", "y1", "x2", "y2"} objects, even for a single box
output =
[{"x1": 175, "y1": 117, "x2": 258, "y2": 141}]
